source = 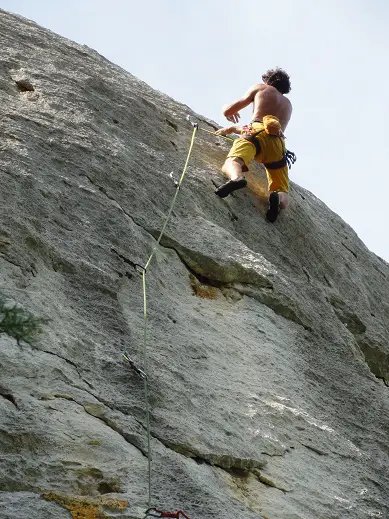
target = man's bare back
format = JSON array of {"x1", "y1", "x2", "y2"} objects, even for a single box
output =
[
  {"x1": 223, "y1": 83, "x2": 292, "y2": 132},
  {"x1": 251, "y1": 84, "x2": 292, "y2": 131}
]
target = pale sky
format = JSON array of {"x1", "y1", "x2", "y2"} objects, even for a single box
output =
[{"x1": 2, "y1": 0, "x2": 389, "y2": 261}]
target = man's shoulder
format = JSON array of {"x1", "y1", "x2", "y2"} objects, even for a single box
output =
[
  {"x1": 254, "y1": 83, "x2": 267, "y2": 91},
  {"x1": 283, "y1": 95, "x2": 292, "y2": 106},
  {"x1": 247, "y1": 83, "x2": 266, "y2": 94}
]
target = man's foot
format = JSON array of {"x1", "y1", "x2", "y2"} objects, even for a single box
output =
[
  {"x1": 266, "y1": 192, "x2": 280, "y2": 223},
  {"x1": 215, "y1": 178, "x2": 247, "y2": 198}
]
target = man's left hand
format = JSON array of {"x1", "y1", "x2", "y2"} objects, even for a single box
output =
[{"x1": 215, "y1": 127, "x2": 232, "y2": 136}]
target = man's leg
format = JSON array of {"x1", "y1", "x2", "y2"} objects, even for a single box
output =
[
  {"x1": 265, "y1": 165, "x2": 289, "y2": 223},
  {"x1": 221, "y1": 157, "x2": 245, "y2": 180},
  {"x1": 215, "y1": 138, "x2": 255, "y2": 198},
  {"x1": 278, "y1": 192, "x2": 288, "y2": 209},
  {"x1": 215, "y1": 157, "x2": 248, "y2": 198},
  {"x1": 266, "y1": 191, "x2": 288, "y2": 222}
]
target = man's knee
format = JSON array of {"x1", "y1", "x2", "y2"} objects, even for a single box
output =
[
  {"x1": 222, "y1": 156, "x2": 244, "y2": 168},
  {"x1": 221, "y1": 156, "x2": 245, "y2": 175}
]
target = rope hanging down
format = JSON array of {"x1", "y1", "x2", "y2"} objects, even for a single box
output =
[
  {"x1": 144, "y1": 124, "x2": 198, "y2": 271},
  {"x1": 124, "y1": 118, "x2": 233, "y2": 517},
  {"x1": 124, "y1": 122, "x2": 198, "y2": 514}
]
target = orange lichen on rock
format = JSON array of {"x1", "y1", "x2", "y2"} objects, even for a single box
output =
[
  {"x1": 43, "y1": 492, "x2": 128, "y2": 519},
  {"x1": 189, "y1": 274, "x2": 219, "y2": 299}
]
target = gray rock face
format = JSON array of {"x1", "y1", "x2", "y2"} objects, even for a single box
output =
[{"x1": 0, "y1": 8, "x2": 389, "y2": 519}]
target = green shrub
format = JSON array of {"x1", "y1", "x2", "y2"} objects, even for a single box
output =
[{"x1": 0, "y1": 300, "x2": 48, "y2": 343}]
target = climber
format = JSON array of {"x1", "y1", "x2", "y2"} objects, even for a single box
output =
[{"x1": 215, "y1": 68, "x2": 295, "y2": 223}]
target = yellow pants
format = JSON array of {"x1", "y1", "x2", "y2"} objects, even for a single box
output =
[{"x1": 227, "y1": 122, "x2": 289, "y2": 193}]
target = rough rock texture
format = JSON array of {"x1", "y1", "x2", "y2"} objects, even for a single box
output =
[{"x1": 0, "y1": 9, "x2": 389, "y2": 519}]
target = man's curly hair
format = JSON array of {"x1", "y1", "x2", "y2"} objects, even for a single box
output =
[{"x1": 262, "y1": 68, "x2": 291, "y2": 94}]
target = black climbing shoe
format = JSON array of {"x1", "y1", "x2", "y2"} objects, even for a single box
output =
[
  {"x1": 215, "y1": 178, "x2": 247, "y2": 198},
  {"x1": 266, "y1": 192, "x2": 280, "y2": 223}
]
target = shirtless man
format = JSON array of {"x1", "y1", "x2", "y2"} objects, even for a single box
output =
[{"x1": 215, "y1": 68, "x2": 293, "y2": 223}]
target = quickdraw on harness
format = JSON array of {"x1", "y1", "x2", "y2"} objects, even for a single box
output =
[
  {"x1": 144, "y1": 508, "x2": 191, "y2": 519},
  {"x1": 241, "y1": 118, "x2": 297, "y2": 170}
]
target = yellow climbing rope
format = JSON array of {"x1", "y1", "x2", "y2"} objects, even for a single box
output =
[
  {"x1": 144, "y1": 125, "x2": 198, "y2": 270},
  {"x1": 124, "y1": 118, "x2": 233, "y2": 510},
  {"x1": 198, "y1": 126, "x2": 234, "y2": 142},
  {"x1": 129, "y1": 124, "x2": 198, "y2": 509}
]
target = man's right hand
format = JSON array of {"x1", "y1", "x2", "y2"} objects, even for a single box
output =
[
  {"x1": 226, "y1": 112, "x2": 241, "y2": 123},
  {"x1": 222, "y1": 104, "x2": 241, "y2": 124}
]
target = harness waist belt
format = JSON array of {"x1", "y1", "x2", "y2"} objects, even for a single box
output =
[
  {"x1": 264, "y1": 157, "x2": 287, "y2": 169},
  {"x1": 242, "y1": 132, "x2": 297, "y2": 170}
]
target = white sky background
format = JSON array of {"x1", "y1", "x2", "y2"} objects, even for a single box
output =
[{"x1": 2, "y1": 0, "x2": 389, "y2": 260}]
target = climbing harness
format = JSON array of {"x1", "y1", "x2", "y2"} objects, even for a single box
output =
[
  {"x1": 241, "y1": 119, "x2": 297, "y2": 170},
  {"x1": 265, "y1": 149, "x2": 296, "y2": 170}
]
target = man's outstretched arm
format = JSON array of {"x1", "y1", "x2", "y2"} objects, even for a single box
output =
[
  {"x1": 222, "y1": 84, "x2": 261, "y2": 123},
  {"x1": 215, "y1": 125, "x2": 243, "y2": 136}
]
